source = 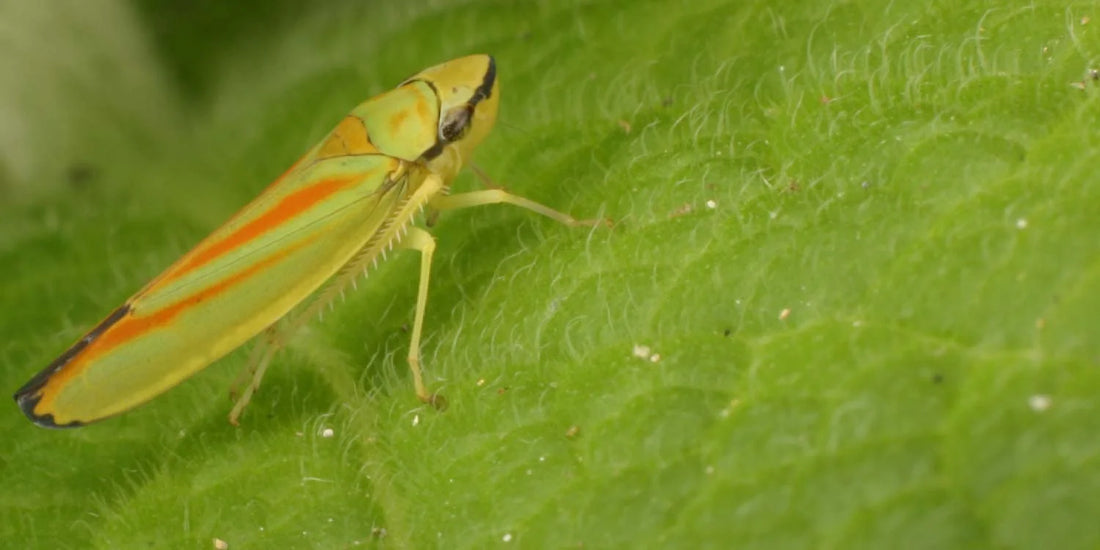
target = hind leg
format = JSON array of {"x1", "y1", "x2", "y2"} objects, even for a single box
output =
[{"x1": 228, "y1": 325, "x2": 284, "y2": 425}]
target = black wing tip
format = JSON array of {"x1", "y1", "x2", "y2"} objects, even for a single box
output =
[
  {"x1": 12, "y1": 360, "x2": 78, "y2": 429},
  {"x1": 10, "y1": 305, "x2": 130, "y2": 429},
  {"x1": 13, "y1": 390, "x2": 83, "y2": 429}
]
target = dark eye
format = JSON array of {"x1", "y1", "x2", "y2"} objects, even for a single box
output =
[{"x1": 439, "y1": 106, "x2": 472, "y2": 142}]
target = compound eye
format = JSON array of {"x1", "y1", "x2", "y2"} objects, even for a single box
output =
[{"x1": 439, "y1": 106, "x2": 472, "y2": 142}]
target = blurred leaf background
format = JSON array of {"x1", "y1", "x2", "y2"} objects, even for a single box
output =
[{"x1": 2, "y1": 0, "x2": 1099, "y2": 548}]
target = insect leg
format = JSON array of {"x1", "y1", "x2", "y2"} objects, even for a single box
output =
[
  {"x1": 429, "y1": 188, "x2": 608, "y2": 227},
  {"x1": 397, "y1": 226, "x2": 447, "y2": 410},
  {"x1": 228, "y1": 326, "x2": 284, "y2": 425},
  {"x1": 228, "y1": 325, "x2": 277, "y2": 400},
  {"x1": 468, "y1": 163, "x2": 506, "y2": 190}
]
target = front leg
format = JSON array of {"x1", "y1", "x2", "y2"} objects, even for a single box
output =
[
  {"x1": 398, "y1": 226, "x2": 446, "y2": 409},
  {"x1": 430, "y1": 188, "x2": 608, "y2": 227}
]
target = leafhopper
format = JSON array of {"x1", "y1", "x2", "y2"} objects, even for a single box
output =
[{"x1": 15, "y1": 55, "x2": 600, "y2": 428}]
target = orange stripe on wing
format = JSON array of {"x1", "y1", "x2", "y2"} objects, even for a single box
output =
[
  {"x1": 31, "y1": 236, "x2": 316, "y2": 412},
  {"x1": 151, "y1": 175, "x2": 360, "y2": 291}
]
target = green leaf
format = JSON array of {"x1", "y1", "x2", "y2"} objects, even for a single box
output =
[{"x1": 3, "y1": 0, "x2": 1099, "y2": 548}]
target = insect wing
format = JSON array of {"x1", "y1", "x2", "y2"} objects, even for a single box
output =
[{"x1": 16, "y1": 154, "x2": 403, "y2": 427}]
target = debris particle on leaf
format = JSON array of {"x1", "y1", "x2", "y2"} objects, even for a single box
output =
[
  {"x1": 669, "y1": 203, "x2": 693, "y2": 218},
  {"x1": 1029, "y1": 394, "x2": 1052, "y2": 412},
  {"x1": 719, "y1": 398, "x2": 741, "y2": 418},
  {"x1": 632, "y1": 344, "x2": 660, "y2": 362},
  {"x1": 779, "y1": 308, "x2": 791, "y2": 320}
]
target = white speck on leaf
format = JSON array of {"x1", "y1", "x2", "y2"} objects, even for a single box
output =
[
  {"x1": 633, "y1": 344, "x2": 661, "y2": 362},
  {"x1": 1029, "y1": 394, "x2": 1052, "y2": 412},
  {"x1": 719, "y1": 399, "x2": 741, "y2": 418}
]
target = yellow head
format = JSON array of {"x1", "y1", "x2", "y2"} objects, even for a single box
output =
[{"x1": 405, "y1": 54, "x2": 499, "y2": 179}]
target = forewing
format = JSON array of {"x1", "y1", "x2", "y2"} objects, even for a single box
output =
[{"x1": 16, "y1": 153, "x2": 405, "y2": 427}]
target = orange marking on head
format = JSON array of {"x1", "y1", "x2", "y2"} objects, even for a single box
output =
[
  {"x1": 416, "y1": 98, "x2": 432, "y2": 123},
  {"x1": 152, "y1": 175, "x2": 358, "y2": 290},
  {"x1": 388, "y1": 110, "x2": 409, "y2": 135}
]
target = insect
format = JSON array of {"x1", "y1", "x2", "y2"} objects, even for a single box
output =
[{"x1": 14, "y1": 54, "x2": 602, "y2": 428}]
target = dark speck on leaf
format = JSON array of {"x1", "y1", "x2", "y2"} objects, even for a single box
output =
[{"x1": 67, "y1": 163, "x2": 97, "y2": 189}]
